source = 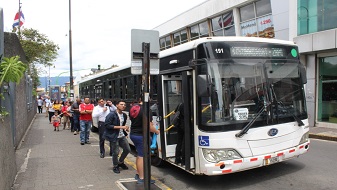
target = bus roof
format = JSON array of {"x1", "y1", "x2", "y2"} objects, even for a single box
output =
[
  {"x1": 159, "y1": 36, "x2": 296, "y2": 58},
  {"x1": 79, "y1": 64, "x2": 131, "y2": 84},
  {"x1": 79, "y1": 37, "x2": 296, "y2": 84}
]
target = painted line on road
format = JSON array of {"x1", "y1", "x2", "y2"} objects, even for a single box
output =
[{"x1": 90, "y1": 132, "x2": 172, "y2": 190}]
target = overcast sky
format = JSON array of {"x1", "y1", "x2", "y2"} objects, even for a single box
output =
[{"x1": 1, "y1": 0, "x2": 206, "y2": 78}]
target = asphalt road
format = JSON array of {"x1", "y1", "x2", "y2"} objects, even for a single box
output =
[{"x1": 148, "y1": 139, "x2": 337, "y2": 190}]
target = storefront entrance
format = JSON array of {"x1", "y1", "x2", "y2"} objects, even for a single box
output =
[{"x1": 318, "y1": 56, "x2": 337, "y2": 123}]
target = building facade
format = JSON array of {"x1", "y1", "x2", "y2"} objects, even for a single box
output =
[
  {"x1": 294, "y1": 0, "x2": 337, "y2": 129},
  {"x1": 153, "y1": 0, "x2": 337, "y2": 128}
]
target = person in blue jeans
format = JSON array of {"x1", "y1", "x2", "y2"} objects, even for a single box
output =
[
  {"x1": 79, "y1": 97, "x2": 94, "y2": 145},
  {"x1": 104, "y1": 100, "x2": 131, "y2": 174},
  {"x1": 71, "y1": 98, "x2": 81, "y2": 135}
]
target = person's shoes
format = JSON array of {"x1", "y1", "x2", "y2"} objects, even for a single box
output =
[
  {"x1": 118, "y1": 162, "x2": 128, "y2": 170},
  {"x1": 135, "y1": 174, "x2": 140, "y2": 180},
  {"x1": 137, "y1": 178, "x2": 155, "y2": 184},
  {"x1": 54, "y1": 128, "x2": 56, "y2": 131},
  {"x1": 100, "y1": 153, "x2": 104, "y2": 158},
  {"x1": 85, "y1": 141, "x2": 91, "y2": 144},
  {"x1": 113, "y1": 166, "x2": 120, "y2": 174},
  {"x1": 80, "y1": 142, "x2": 85, "y2": 145},
  {"x1": 57, "y1": 129, "x2": 59, "y2": 131},
  {"x1": 74, "y1": 131, "x2": 77, "y2": 135}
]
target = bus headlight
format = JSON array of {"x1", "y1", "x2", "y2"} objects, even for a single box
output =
[
  {"x1": 299, "y1": 132, "x2": 309, "y2": 145},
  {"x1": 202, "y1": 148, "x2": 242, "y2": 163}
]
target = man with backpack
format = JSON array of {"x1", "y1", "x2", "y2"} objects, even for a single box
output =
[{"x1": 129, "y1": 98, "x2": 159, "y2": 184}]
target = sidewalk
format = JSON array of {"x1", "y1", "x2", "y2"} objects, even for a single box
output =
[
  {"x1": 309, "y1": 126, "x2": 337, "y2": 142},
  {"x1": 12, "y1": 114, "x2": 162, "y2": 190}
]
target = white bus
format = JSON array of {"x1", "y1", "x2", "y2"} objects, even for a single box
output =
[
  {"x1": 78, "y1": 36, "x2": 310, "y2": 176},
  {"x1": 153, "y1": 36, "x2": 310, "y2": 175}
]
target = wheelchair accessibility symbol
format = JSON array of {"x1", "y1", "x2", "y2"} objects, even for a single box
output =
[{"x1": 199, "y1": 136, "x2": 209, "y2": 146}]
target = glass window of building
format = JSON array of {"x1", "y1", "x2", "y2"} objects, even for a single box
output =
[
  {"x1": 256, "y1": 0, "x2": 272, "y2": 17},
  {"x1": 240, "y1": 3, "x2": 255, "y2": 22},
  {"x1": 199, "y1": 21, "x2": 209, "y2": 37},
  {"x1": 298, "y1": 0, "x2": 337, "y2": 35},
  {"x1": 211, "y1": 11, "x2": 236, "y2": 37},
  {"x1": 180, "y1": 29, "x2": 188, "y2": 44},
  {"x1": 173, "y1": 29, "x2": 188, "y2": 46},
  {"x1": 160, "y1": 35, "x2": 172, "y2": 50},
  {"x1": 173, "y1": 32, "x2": 181, "y2": 46},
  {"x1": 318, "y1": 56, "x2": 337, "y2": 123},
  {"x1": 160, "y1": 38, "x2": 166, "y2": 50},
  {"x1": 165, "y1": 36, "x2": 171, "y2": 49},
  {"x1": 190, "y1": 21, "x2": 209, "y2": 41},
  {"x1": 239, "y1": 0, "x2": 274, "y2": 38},
  {"x1": 190, "y1": 25, "x2": 199, "y2": 40}
]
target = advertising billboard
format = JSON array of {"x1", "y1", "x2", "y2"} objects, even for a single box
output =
[{"x1": 49, "y1": 85, "x2": 61, "y2": 101}]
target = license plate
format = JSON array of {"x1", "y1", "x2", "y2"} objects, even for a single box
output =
[{"x1": 264, "y1": 156, "x2": 279, "y2": 165}]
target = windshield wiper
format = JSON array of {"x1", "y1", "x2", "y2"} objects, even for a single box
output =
[
  {"x1": 235, "y1": 102, "x2": 269, "y2": 138},
  {"x1": 270, "y1": 84, "x2": 304, "y2": 127},
  {"x1": 276, "y1": 101, "x2": 304, "y2": 126}
]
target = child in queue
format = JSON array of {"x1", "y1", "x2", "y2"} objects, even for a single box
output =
[{"x1": 52, "y1": 110, "x2": 61, "y2": 131}]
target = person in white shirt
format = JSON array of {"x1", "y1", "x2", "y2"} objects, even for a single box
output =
[
  {"x1": 92, "y1": 98, "x2": 111, "y2": 158},
  {"x1": 106, "y1": 100, "x2": 117, "y2": 112},
  {"x1": 44, "y1": 96, "x2": 51, "y2": 117},
  {"x1": 37, "y1": 97, "x2": 44, "y2": 113},
  {"x1": 47, "y1": 100, "x2": 55, "y2": 124}
]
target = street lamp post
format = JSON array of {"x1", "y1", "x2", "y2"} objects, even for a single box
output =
[{"x1": 69, "y1": 0, "x2": 74, "y2": 100}]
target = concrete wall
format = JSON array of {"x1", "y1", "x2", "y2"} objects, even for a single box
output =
[
  {"x1": 271, "y1": 0, "x2": 290, "y2": 40},
  {"x1": 0, "y1": 115, "x2": 17, "y2": 190},
  {"x1": 0, "y1": 32, "x2": 36, "y2": 190}
]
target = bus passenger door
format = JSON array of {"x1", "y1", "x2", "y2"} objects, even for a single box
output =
[
  {"x1": 161, "y1": 72, "x2": 194, "y2": 170},
  {"x1": 161, "y1": 75, "x2": 182, "y2": 158}
]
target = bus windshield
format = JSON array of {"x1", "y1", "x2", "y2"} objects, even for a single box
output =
[{"x1": 198, "y1": 59, "x2": 307, "y2": 132}]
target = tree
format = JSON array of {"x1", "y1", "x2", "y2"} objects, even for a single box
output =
[
  {"x1": 18, "y1": 28, "x2": 59, "y2": 89},
  {"x1": 0, "y1": 56, "x2": 27, "y2": 120}
]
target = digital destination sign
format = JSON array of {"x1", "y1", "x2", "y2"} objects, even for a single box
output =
[{"x1": 230, "y1": 47, "x2": 285, "y2": 57}]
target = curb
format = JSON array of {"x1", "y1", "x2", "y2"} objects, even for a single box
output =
[{"x1": 309, "y1": 133, "x2": 337, "y2": 142}]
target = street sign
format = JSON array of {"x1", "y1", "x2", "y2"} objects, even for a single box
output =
[{"x1": 131, "y1": 29, "x2": 159, "y2": 75}]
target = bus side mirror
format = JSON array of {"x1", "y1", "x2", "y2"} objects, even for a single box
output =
[
  {"x1": 300, "y1": 64, "x2": 307, "y2": 84},
  {"x1": 197, "y1": 75, "x2": 210, "y2": 97}
]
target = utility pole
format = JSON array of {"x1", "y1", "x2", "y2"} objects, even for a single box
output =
[
  {"x1": 131, "y1": 29, "x2": 159, "y2": 189},
  {"x1": 69, "y1": 0, "x2": 74, "y2": 100},
  {"x1": 142, "y1": 42, "x2": 151, "y2": 189},
  {"x1": 48, "y1": 65, "x2": 51, "y2": 94},
  {"x1": 18, "y1": 0, "x2": 21, "y2": 35}
]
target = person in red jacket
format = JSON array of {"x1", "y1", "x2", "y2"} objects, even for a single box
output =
[{"x1": 79, "y1": 97, "x2": 94, "y2": 145}]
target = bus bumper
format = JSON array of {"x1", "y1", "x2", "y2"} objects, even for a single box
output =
[{"x1": 203, "y1": 141, "x2": 310, "y2": 175}]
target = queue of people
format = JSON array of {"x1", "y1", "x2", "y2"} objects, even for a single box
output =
[{"x1": 38, "y1": 95, "x2": 162, "y2": 185}]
